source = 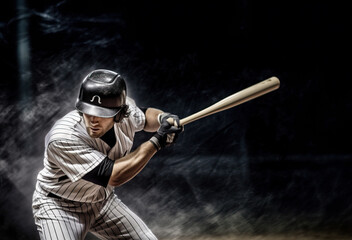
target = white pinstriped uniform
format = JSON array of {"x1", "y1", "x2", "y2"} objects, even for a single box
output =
[{"x1": 32, "y1": 97, "x2": 158, "y2": 240}]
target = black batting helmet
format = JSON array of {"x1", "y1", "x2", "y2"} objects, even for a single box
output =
[{"x1": 75, "y1": 69, "x2": 127, "y2": 118}]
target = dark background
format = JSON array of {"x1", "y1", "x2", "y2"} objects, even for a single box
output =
[{"x1": 1, "y1": 0, "x2": 351, "y2": 239}]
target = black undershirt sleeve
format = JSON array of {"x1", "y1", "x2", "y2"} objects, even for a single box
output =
[{"x1": 82, "y1": 157, "x2": 115, "y2": 187}]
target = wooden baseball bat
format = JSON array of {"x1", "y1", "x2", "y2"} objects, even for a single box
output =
[{"x1": 169, "y1": 76, "x2": 280, "y2": 126}]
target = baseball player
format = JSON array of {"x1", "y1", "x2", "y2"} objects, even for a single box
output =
[{"x1": 32, "y1": 69, "x2": 183, "y2": 240}]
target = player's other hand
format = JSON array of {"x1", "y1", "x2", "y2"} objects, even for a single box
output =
[{"x1": 150, "y1": 112, "x2": 183, "y2": 150}]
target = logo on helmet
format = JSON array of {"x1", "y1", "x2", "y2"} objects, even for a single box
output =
[{"x1": 90, "y1": 95, "x2": 102, "y2": 104}]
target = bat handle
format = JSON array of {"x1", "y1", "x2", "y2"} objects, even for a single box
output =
[
  {"x1": 166, "y1": 117, "x2": 181, "y2": 126},
  {"x1": 166, "y1": 118, "x2": 186, "y2": 126}
]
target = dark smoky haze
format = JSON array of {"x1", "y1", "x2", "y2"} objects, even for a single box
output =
[{"x1": 1, "y1": 1, "x2": 352, "y2": 239}]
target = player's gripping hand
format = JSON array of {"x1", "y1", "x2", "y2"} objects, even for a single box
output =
[{"x1": 149, "y1": 112, "x2": 183, "y2": 151}]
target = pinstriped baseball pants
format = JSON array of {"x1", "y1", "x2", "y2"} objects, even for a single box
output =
[{"x1": 32, "y1": 192, "x2": 157, "y2": 240}]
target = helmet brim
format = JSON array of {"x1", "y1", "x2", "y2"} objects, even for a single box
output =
[{"x1": 75, "y1": 100, "x2": 120, "y2": 118}]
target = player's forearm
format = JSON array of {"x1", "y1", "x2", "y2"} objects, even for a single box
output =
[
  {"x1": 108, "y1": 141, "x2": 157, "y2": 187},
  {"x1": 143, "y1": 108, "x2": 163, "y2": 132}
]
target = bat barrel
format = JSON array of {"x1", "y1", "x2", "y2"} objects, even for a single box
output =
[{"x1": 179, "y1": 76, "x2": 280, "y2": 126}]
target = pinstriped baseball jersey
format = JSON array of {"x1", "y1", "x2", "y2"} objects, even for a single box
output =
[{"x1": 35, "y1": 97, "x2": 145, "y2": 203}]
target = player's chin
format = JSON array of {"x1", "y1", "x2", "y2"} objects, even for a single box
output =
[
  {"x1": 89, "y1": 133, "x2": 101, "y2": 138},
  {"x1": 87, "y1": 129, "x2": 103, "y2": 138}
]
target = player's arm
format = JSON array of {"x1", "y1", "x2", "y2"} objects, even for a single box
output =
[
  {"x1": 81, "y1": 142, "x2": 157, "y2": 188},
  {"x1": 108, "y1": 141, "x2": 157, "y2": 186},
  {"x1": 143, "y1": 108, "x2": 163, "y2": 132},
  {"x1": 108, "y1": 110, "x2": 182, "y2": 187}
]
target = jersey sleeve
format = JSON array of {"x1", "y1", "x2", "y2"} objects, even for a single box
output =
[
  {"x1": 126, "y1": 97, "x2": 146, "y2": 132},
  {"x1": 47, "y1": 138, "x2": 106, "y2": 183}
]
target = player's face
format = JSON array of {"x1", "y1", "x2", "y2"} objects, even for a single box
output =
[{"x1": 83, "y1": 114, "x2": 115, "y2": 138}]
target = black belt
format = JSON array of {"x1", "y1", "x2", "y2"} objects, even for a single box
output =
[{"x1": 47, "y1": 192, "x2": 62, "y2": 199}]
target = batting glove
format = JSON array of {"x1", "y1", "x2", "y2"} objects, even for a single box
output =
[{"x1": 149, "y1": 112, "x2": 183, "y2": 150}]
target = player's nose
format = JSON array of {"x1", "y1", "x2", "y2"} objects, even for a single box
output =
[{"x1": 89, "y1": 115, "x2": 99, "y2": 124}]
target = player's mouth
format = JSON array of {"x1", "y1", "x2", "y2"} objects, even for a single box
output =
[{"x1": 90, "y1": 127, "x2": 101, "y2": 132}]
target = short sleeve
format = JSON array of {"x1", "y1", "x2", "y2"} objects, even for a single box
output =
[
  {"x1": 126, "y1": 97, "x2": 146, "y2": 132},
  {"x1": 47, "y1": 139, "x2": 106, "y2": 182}
]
